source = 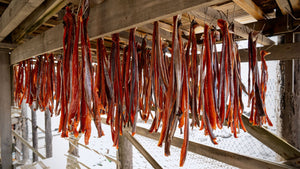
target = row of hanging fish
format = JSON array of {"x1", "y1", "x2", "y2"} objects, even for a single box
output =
[{"x1": 13, "y1": 2, "x2": 272, "y2": 166}]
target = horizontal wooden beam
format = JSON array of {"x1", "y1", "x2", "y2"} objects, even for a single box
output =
[
  {"x1": 11, "y1": 0, "x2": 228, "y2": 64},
  {"x1": 241, "y1": 115, "x2": 300, "y2": 160},
  {"x1": 188, "y1": 7, "x2": 274, "y2": 46},
  {"x1": 11, "y1": 0, "x2": 70, "y2": 43},
  {"x1": 275, "y1": 0, "x2": 292, "y2": 15},
  {"x1": 232, "y1": 0, "x2": 265, "y2": 20},
  {"x1": 0, "y1": 0, "x2": 44, "y2": 41},
  {"x1": 0, "y1": 42, "x2": 17, "y2": 49},
  {"x1": 135, "y1": 126, "x2": 296, "y2": 169},
  {"x1": 239, "y1": 42, "x2": 300, "y2": 62},
  {"x1": 124, "y1": 131, "x2": 163, "y2": 169},
  {"x1": 12, "y1": 130, "x2": 46, "y2": 160}
]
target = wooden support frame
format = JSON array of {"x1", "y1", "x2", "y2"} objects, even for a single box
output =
[
  {"x1": 0, "y1": 0, "x2": 44, "y2": 41},
  {"x1": 188, "y1": 7, "x2": 274, "y2": 46},
  {"x1": 11, "y1": 0, "x2": 230, "y2": 64},
  {"x1": 238, "y1": 42, "x2": 300, "y2": 62},
  {"x1": 11, "y1": 0, "x2": 70, "y2": 43},
  {"x1": 12, "y1": 130, "x2": 46, "y2": 160},
  {"x1": 275, "y1": 0, "x2": 292, "y2": 15},
  {"x1": 135, "y1": 126, "x2": 297, "y2": 169},
  {"x1": 232, "y1": 0, "x2": 265, "y2": 20},
  {"x1": 123, "y1": 131, "x2": 163, "y2": 169}
]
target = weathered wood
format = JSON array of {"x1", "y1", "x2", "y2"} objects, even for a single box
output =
[
  {"x1": 123, "y1": 131, "x2": 162, "y2": 169},
  {"x1": 31, "y1": 107, "x2": 39, "y2": 162},
  {"x1": 0, "y1": 42, "x2": 17, "y2": 49},
  {"x1": 117, "y1": 134, "x2": 133, "y2": 169},
  {"x1": 279, "y1": 34, "x2": 298, "y2": 150},
  {"x1": 232, "y1": 0, "x2": 265, "y2": 20},
  {"x1": 0, "y1": 0, "x2": 44, "y2": 41},
  {"x1": 294, "y1": 33, "x2": 300, "y2": 150},
  {"x1": 68, "y1": 134, "x2": 80, "y2": 157},
  {"x1": 238, "y1": 42, "x2": 300, "y2": 62},
  {"x1": 241, "y1": 114, "x2": 300, "y2": 160},
  {"x1": 21, "y1": 101, "x2": 29, "y2": 163},
  {"x1": 275, "y1": 0, "x2": 292, "y2": 15},
  {"x1": 135, "y1": 126, "x2": 296, "y2": 169},
  {"x1": 188, "y1": 7, "x2": 274, "y2": 46},
  {"x1": 45, "y1": 108, "x2": 52, "y2": 158},
  {"x1": 11, "y1": 0, "x2": 229, "y2": 64},
  {"x1": 0, "y1": 50, "x2": 12, "y2": 169},
  {"x1": 11, "y1": 0, "x2": 70, "y2": 43},
  {"x1": 15, "y1": 119, "x2": 22, "y2": 161},
  {"x1": 12, "y1": 130, "x2": 46, "y2": 160}
]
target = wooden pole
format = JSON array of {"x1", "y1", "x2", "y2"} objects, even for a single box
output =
[
  {"x1": 0, "y1": 49, "x2": 12, "y2": 169},
  {"x1": 279, "y1": 33, "x2": 299, "y2": 148},
  {"x1": 68, "y1": 134, "x2": 79, "y2": 157},
  {"x1": 31, "y1": 107, "x2": 38, "y2": 162},
  {"x1": 45, "y1": 108, "x2": 52, "y2": 158},
  {"x1": 21, "y1": 101, "x2": 29, "y2": 162},
  {"x1": 294, "y1": 33, "x2": 300, "y2": 150},
  {"x1": 117, "y1": 135, "x2": 133, "y2": 169}
]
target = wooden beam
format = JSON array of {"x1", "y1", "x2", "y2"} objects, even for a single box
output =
[
  {"x1": 0, "y1": 42, "x2": 17, "y2": 49},
  {"x1": 0, "y1": 50, "x2": 12, "y2": 169},
  {"x1": 241, "y1": 115, "x2": 300, "y2": 160},
  {"x1": 0, "y1": 0, "x2": 44, "y2": 41},
  {"x1": 21, "y1": 101, "x2": 29, "y2": 163},
  {"x1": 238, "y1": 42, "x2": 300, "y2": 62},
  {"x1": 12, "y1": 130, "x2": 46, "y2": 160},
  {"x1": 232, "y1": 0, "x2": 265, "y2": 20},
  {"x1": 124, "y1": 131, "x2": 163, "y2": 169},
  {"x1": 11, "y1": 0, "x2": 70, "y2": 43},
  {"x1": 275, "y1": 0, "x2": 292, "y2": 15},
  {"x1": 188, "y1": 7, "x2": 274, "y2": 46},
  {"x1": 135, "y1": 126, "x2": 296, "y2": 169},
  {"x1": 118, "y1": 134, "x2": 133, "y2": 169},
  {"x1": 11, "y1": 0, "x2": 229, "y2": 64}
]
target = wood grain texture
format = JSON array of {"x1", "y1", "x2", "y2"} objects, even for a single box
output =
[
  {"x1": 232, "y1": 0, "x2": 265, "y2": 20},
  {"x1": 0, "y1": 0, "x2": 44, "y2": 41},
  {"x1": 11, "y1": 0, "x2": 228, "y2": 64}
]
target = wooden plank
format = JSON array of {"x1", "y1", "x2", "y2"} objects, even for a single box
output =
[
  {"x1": 124, "y1": 131, "x2": 163, "y2": 169},
  {"x1": 135, "y1": 126, "x2": 296, "y2": 169},
  {"x1": 238, "y1": 42, "x2": 300, "y2": 62},
  {"x1": 0, "y1": 42, "x2": 17, "y2": 49},
  {"x1": 0, "y1": 50, "x2": 12, "y2": 169},
  {"x1": 275, "y1": 0, "x2": 292, "y2": 15},
  {"x1": 0, "y1": 0, "x2": 44, "y2": 41},
  {"x1": 11, "y1": 0, "x2": 229, "y2": 65},
  {"x1": 188, "y1": 7, "x2": 274, "y2": 46},
  {"x1": 11, "y1": 0, "x2": 70, "y2": 43},
  {"x1": 135, "y1": 126, "x2": 295, "y2": 169},
  {"x1": 12, "y1": 130, "x2": 46, "y2": 160},
  {"x1": 241, "y1": 115, "x2": 300, "y2": 160},
  {"x1": 232, "y1": 0, "x2": 265, "y2": 20}
]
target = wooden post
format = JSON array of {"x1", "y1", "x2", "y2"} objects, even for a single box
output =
[
  {"x1": 21, "y1": 101, "x2": 29, "y2": 162},
  {"x1": 31, "y1": 107, "x2": 38, "y2": 162},
  {"x1": 15, "y1": 121, "x2": 22, "y2": 161},
  {"x1": 117, "y1": 135, "x2": 133, "y2": 169},
  {"x1": 279, "y1": 33, "x2": 299, "y2": 148},
  {"x1": 45, "y1": 108, "x2": 52, "y2": 158},
  {"x1": 0, "y1": 49, "x2": 12, "y2": 169},
  {"x1": 68, "y1": 134, "x2": 80, "y2": 157},
  {"x1": 294, "y1": 33, "x2": 300, "y2": 149}
]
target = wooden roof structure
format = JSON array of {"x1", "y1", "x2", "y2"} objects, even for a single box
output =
[
  {"x1": 0, "y1": 0, "x2": 296, "y2": 64},
  {"x1": 0, "y1": 0, "x2": 300, "y2": 168}
]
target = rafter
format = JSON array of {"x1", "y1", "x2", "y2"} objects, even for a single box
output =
[
  {"x1": 0, "y1": 0, "x2": 44, "y2": 42},
  {"x1": 11, "y1": 0, "x2": 70, "y2": 43},
  {"x1": 188, "y1": 7, "x2": 274, "y2": 45},
  {"x1": 232, "y1": 0, "x2": 265, "y2": 20},
  {"x1": 11, "y1": 0, "x2": 228, "y2": 64}
]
